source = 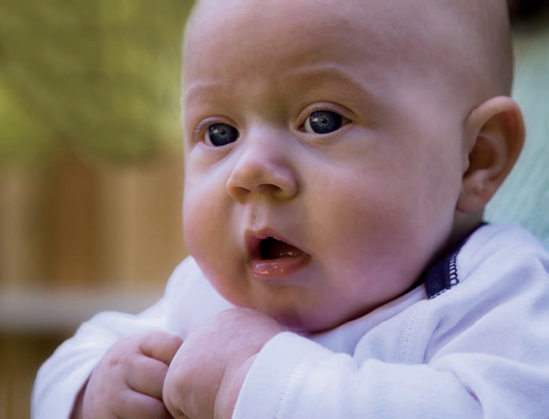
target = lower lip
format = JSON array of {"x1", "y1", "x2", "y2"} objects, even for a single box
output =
[{"x1": 249, "y1": 254, "x2": 310, "y2": 280}]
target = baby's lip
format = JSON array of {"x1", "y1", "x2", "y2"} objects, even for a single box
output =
[
  {"x1": 245, "y1": 228, "x2": 311, "y2": 279},
  {"x1": 245, "y1": 228, "x2": 307, "y2": 260}
]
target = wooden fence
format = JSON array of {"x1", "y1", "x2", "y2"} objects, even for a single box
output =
[{"x1": 0, "y1": 149, "x2": 187, "y2": 418}]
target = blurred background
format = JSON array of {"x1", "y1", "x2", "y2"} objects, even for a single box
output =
[
  {"x1": 0, "y1": 0, "x2": 547, "y2": 418},
  {"x1": 0, "y1": 1, "x2": 194, "y2": 417}
]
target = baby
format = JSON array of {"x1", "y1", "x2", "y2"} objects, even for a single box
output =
[{"x1": 33, "y1": 0, "x2": 549, "y2": 418}]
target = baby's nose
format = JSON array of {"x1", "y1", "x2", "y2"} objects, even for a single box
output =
[{"x1": 226, "y1": 134, "x2": 298, "y2": 203}]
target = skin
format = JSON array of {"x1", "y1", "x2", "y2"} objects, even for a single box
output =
[{"x1": 74, "y1": 0, "x2": 525, "y2": 417}]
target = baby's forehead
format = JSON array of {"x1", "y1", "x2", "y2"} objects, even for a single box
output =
[
  {"x1": 193, "y1": 0, "x2": 427, "y2": 36},
  {"x1": 188, "y1": 0, "x2": 512, "y2": 100},
  {"x1": 189, "y1": 0, "x2": 448, "y2": 62},
  {"x1": 190, "y1": 0, "x2": 494, "y2": 57},
  {"x1": 192, "y1": 0, "x2": 490, "y2": 32}
]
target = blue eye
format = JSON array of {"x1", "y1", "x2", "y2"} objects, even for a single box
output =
[
  {"x1": 303, "y1": 111, "x2": 344, "y2": 134},
  {"x1": 205, "y1": 123, "x2": 239, "y2": 146}
]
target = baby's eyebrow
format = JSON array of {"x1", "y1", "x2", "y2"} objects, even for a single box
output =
[
  {"x1": 283, "y1": 64, "x2": 364, "y2": 87},
  {"x1": 281, "y1": 64, "x2": 380, "y2": 105},
  {"x1": 183, "y1": 79, "x2": 224, "y2": 106},
  {"x1": 184, "y1": 65, "x2": 376, "y2": 103}
]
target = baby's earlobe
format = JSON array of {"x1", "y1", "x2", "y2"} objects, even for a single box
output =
[
  {"x1": 457, "y1": 96, "x2": 525, "y2": 213},
  {"x1": 457, "y1": 169, "x2": 495, "y2": 213}
]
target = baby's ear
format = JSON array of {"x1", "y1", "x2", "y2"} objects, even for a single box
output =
[{"x1": 457, "y1": 96, "x2": 525, "y2": 213}]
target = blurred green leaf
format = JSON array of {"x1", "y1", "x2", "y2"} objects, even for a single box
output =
[
  {"x1": 0, "y1": 75, "x2": 58, "y2": 166},
  {"x1": 0, "y1": 0, "x2": 194, "y2": 165}
]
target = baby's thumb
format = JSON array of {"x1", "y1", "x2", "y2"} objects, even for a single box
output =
[{"x1": 139, "y1": 331, "x2": 183, "y2": 365}]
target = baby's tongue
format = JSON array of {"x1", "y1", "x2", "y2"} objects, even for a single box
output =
[{"x1": 264, "y1": 238, "x2": 304, "y2": 259}]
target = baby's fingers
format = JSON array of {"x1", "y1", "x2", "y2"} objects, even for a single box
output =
[
  {"x1": 126, "y1": 354, "x2": 169, "y2": 399},
  {"x1": 139, "y1": 331, "x2": 183, "y2": 366},
  {"x1": 116, "y1": 389, "x2": 173, "y2": 419}
]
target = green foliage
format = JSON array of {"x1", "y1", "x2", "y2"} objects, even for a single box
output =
[
  {"x1": 0, "y1": 75, "x2": 57, "y2": 166},
  {"x1": 0, "y1": 0, "x2": 194, "y2": 165}
]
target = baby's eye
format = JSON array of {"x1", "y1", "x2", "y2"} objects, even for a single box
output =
[
  {"x1": 205, "y1": 123, "x2": 239, "y2": 146},
  {"x1": 303, "y1": 110, "x2": 345, "y2": 134}
]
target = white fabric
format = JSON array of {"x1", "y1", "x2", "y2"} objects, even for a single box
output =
[{"x1": 32, "y1": 224, "x2": 549, "y2": 418}]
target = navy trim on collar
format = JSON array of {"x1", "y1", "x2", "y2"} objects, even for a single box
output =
[
  {"x1": 424, "y1": 247, "x2": 459, "y2": 299},
  {"x1": 423, "y1": 223, "x2": 485, "y2": 299}
]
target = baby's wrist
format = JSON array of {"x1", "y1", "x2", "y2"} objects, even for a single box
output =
[{"x1": 215, "y1": 354, "x2": 257, "y2": 419}]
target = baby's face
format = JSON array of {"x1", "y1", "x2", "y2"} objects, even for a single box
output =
[{"x1": 182, "y1": 0, "x2": 470, "y2": 332}]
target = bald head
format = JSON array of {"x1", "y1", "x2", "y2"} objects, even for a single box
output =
[
  {"x1": 185, "y1": 0, "x2": 513, "y2": 112},
  {"x1": 420, "y1": 0, "x2": 514, "y2": 98}
]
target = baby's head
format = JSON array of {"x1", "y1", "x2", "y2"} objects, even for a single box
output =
[{"x1": 180, "y1": 0, "x2": 525, "y2": 333}]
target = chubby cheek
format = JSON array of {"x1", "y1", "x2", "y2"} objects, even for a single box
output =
[
  {"x1": 182, "y1": 185, "x2": 209, "y2": 257},
  {"x1": 183, "y1": 178, "x2": 228, "y2": 268},
  {"x1": 311, "y1": 173, "x2": 442, "y2": 294},
  {"x1": 182, "y1": 179, "x2": 252, "y2": 307}
]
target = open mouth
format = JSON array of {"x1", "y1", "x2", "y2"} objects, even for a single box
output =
[
  {"x1": 247, "y1": 231, "x2": 310, "y2": 279},
  {"x1": 259, "y1": 237, "x2": 306, "y2": 260}
]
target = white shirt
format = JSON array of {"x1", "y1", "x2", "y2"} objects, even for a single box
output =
[{"x1": 32, "y1": 224, "x2": 549, "y2": 418}]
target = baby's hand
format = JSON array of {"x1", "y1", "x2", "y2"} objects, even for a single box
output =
[
  {"x1": 163, "y1": 308, "x2": 284, "y2": 419},
  {"x1": 72, "y1": 331, "x2": 183, "y2": 419}
]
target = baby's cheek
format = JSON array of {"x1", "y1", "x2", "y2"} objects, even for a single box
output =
[
  {"x1": 183, "y1": 184, "x2": 219, "y2": 242},
  {"x1": 182, "y1": 202, "x2": 202, "y2": 252}
]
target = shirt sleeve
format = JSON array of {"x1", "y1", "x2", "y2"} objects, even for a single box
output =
[
  {"x1": 234, "y1": 332, "x2": 487, "y2": 419},
  {"x1": 235, "y1": 327, "x2": 549, "y2": 418}
]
